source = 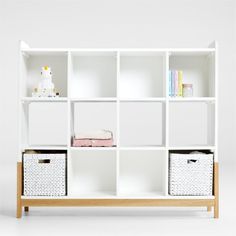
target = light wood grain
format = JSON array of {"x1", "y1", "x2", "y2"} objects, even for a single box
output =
[
  {"x1": 22, "y1": 199, "x2": 215, "y2": 207},
  {"x1": 214, "y1": 162, "x2": 219, "y2": 218},
  {"x1": 16, "y1": 162, "x2": 22, "y2": 218}
]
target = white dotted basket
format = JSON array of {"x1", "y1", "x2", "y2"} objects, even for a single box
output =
[
  {"x1": 23, "y1": 153, "x2": 66, "y2": 196},
  {"x1": 169, "y1": 152, "x2": 213, "y2": 196}
]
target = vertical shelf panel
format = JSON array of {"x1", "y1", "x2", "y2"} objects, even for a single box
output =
[
  {"x1": 116, "y1": 51, "x2": 120, "y2": 195},
  {"x1": 165, "y1": 52, "x2": 170, "y2": 195}
]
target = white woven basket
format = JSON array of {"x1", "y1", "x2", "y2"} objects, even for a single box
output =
[
  {"x1": 169, "y1": 152, "x2": 213, "y2": 196},
  {"x1": 23, "y1": 153, "x2": 66, "y2": 196}
]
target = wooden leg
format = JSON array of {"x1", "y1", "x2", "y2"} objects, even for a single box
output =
[
  {"x1": 16, "y1": 162, "x2": 22, "y2": 218},
  {"x1": 214, "y1": 162, "x2": 219, "y2": 218},
  {"x1": 24, "y1": 206, "x2": 29, "y2": 212},
  {"x1": 207, "y1": 206, "x2": 211, "y2": 212}
]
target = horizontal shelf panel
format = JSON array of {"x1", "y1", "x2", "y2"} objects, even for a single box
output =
[
  {"x1": 119, "y1": 146, "x2": 166, "y2": 150},
  {"x1": 22, "y1": 48, "x2": 215, "y2": 54},
  {"x1": 21, "y1": 195, "x2": 215, "y2": 200},
  {"x1": 165, "y1": 195, "x2": 215, "y2": 199},
  {"x1": 71, "y1": 51, "x2": 116, "y2": 57},
  {"x1": 70, "y1": 98, "x2": 117, "y2": 102},
  {"x1": 169, "y1": 49, "x2": 215, "y2": 56},
  {"x1": 21, "y1": 97, "x2": 68, "y2": 103},
  {"x1": 22, "y1": 146, "x2": 215, "y2": 152},
  {"x1": 119, "y1": 98, "x2": 166, "y2": 102},
  {"x1": 168, "y1": 146, "x2": 215, "y2": 150},
  {"x1": 120, "y1": 51, "x2": 165, "y2": 57},
  {"x1": 22, "y1": 145, "x2": 68, "y2": 151},
  {"x1": 21, "y1": 50, "x2": 68, "y2": 56},
  {"x1": 70, "y1": 147, "x2": 117, "y2": 151},
  {"x1": 22, "y1": 97, "x2": 216, "y2": 103},
  {"x1": 68, "y1": 191, "x2": 117, "y2": 198},
  {"x1": 169, "y1": 97, "x2": 215, "y2": 102},
  {"x1": 118, "y1": 191, "x2": 165, "y2": 198},
  {"x1": 117, "y1": 193, "x2": 214, "y2": 199},
  {"x1": 70, "y1": 146, "x2": 166, "y2": 151}
]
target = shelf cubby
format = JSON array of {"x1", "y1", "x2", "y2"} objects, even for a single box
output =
[
  {"x1": 169, "y1": 101, "x2": 215, "y2": 147},
  {"x1": 20, "y1": 51, "x2": 68, "y2": 97},
  {"x1": 120, "y1": 101, "x2": 165, "y2": 147},
  {"x1": 69, "y1": 150, "x2": 116, "y2": 197},
  {"x1": 119, "y1": 150, "x2": 166, "y2": 196},
  {"x1": 70, "y1": 52, "x2": 117, "y2": 98},
  {"x1": 169, "y1": 51, "x2": 215, "y2": 97},
  {"x1": 119, "y1": 52, "x2": 166, "y2": 98},
  {"x1": 28, "y1": 102, "x2": 68, "y2": 146},
  {"x1": 71, "y1": 101, "x2": 117, "y2": 146}
]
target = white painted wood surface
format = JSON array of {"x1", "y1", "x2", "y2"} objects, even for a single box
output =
[{"x1": 19, "y1": 41, "x2": 217, "y2": 198}]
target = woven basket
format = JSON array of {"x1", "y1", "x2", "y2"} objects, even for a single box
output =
[
  {"x1": 23, "y1": 153, "x2": 66, "y2": 196},
  {"x1": 169, "y1": 152, "x2": 213, "y2": 196}
]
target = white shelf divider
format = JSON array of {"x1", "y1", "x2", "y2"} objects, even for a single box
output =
[
  {"x1": 21, "y1": 47, "x2": 215, "y2": 54},
  {"x1": 168, "y1": 146, "x2": 215, "y2": 150},
  {"x1": 67, "y1": 51, "x2": 72, "y2": 195},
  {"x1": 120, "y1": 98, "x2": 166, "y2": 102},
  {"x1": 70, "y1": 147, "x2": 117, "y2": 151},
  {"x1": 169, "y1": 97, "x2": 215, "y2": 102},
  {"x1": 21, "y1": 97, "x2": 68, "y2": 103},
  {"x1": 21, "y1": 193, "x2": 215, "y2": 200},
  {"x1": 22, "y1": 145, "x2": 68, "y2": 151},
  {"x1": 165, "y1": 51, "x2": 170, "y2": 196},
  {"x1": 119, "y1": 146, "x2": 166, "y2": 151},
  {"x1": 70, "y1": 98, "x2": 117, "y2": 102},
  {"x1": 116, "y1": 51, "x2": 120, "y2": 196}
]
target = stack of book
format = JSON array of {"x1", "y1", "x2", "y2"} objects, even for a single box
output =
[{"x1": 169, "y1": 70, "x2": 183, "y2": 97}]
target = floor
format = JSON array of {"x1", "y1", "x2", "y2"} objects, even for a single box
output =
[{"x1": 0, "y1": 162, "x2": 235, "y2": 236}]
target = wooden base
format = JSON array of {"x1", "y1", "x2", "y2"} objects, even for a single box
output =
[
  {"x1": 21, "y1": 198, "x2": 215, "y2": 207},
  {"x1": 214, "y1": 163, "x2": 219, "y2": 218},
  {"x1": 16, "y1": 162, "x2": 22, "y2": 218},
  {"x1": 16, "y1": 162, "x2": 219, "y2": 218}
]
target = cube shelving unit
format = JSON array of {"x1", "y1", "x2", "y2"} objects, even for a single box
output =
[{"x1": 17, "y1": 41, "x2": 219, "y2": 218}]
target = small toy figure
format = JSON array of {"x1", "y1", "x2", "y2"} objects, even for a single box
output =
[{"x1": 32, "y1": 66, "x2": 59, "y2": 97}]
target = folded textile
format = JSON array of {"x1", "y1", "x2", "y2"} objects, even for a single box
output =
[
  {"x1": 73, "y1": 138, "x2": 113, "y2": 147},
  {"x1": 74, "y1": 130, "x2": 113, "y2": 140}
]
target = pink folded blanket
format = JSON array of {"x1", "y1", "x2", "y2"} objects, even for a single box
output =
[{"x1": 73, "y1": 138, "x2": 113, "y2": 147}]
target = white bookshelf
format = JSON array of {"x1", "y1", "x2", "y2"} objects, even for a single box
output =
[{"x1": 17, "y1": 41, "x2": 219, "y2": 218}]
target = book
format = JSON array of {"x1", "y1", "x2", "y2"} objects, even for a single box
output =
[
  {"x1": 169, "y1": 70, "x2": 172, "y2": 96},
  {"x1": 175, "y1": 70, "x2": 178, "y2": 96},
  {"x1": 168, "y1": 70, "x2": 183, "y2": 97},
  {"x1": 178, "y1": 71, "x2": 183, "y2": 96},
  {"x1": 171, "y1": 71, "x2": 175, "y2": 97}
]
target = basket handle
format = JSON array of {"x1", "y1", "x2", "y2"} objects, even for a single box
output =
[
  {"x1": 187, "y1": 159, "x2": 198, "y2": 164},
  {"x1": 38, "y1": 159, "x2": 51, "y2": 164}
]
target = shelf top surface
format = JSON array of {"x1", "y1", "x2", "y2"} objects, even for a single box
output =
[{"x1": 21, "y1": 48, "x2": 216, "y2": 56}]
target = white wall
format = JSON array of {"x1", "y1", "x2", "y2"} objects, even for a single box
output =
[{"x1": 0, "y1": 0, "x2": 235, "y2": 211}]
